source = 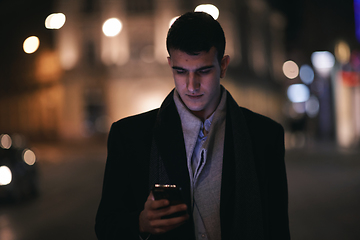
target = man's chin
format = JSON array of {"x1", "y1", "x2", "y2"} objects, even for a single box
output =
[
  {"x1": 179, "y1": 96, "x2": 204, "y2": 113},
  {"x1": 186, "y1": 106, "x2": 205, "y2": 116},
  {"x1": 183, "y1": 103, "x2": 203, "y2": 112}
]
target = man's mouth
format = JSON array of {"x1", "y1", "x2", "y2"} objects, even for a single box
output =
[{"x1": 187, "y1": 94, "x2": 203, "y2": 99}]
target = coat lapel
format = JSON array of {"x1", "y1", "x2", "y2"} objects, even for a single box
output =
[
  {"x1": 152, "y1": 90, "x2": 192, "y2": 208},
  {"x1": 220, "y1": 92, "x2": 264, "y2": 239}
]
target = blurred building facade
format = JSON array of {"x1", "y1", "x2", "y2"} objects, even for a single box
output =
[
  {"x1": 0, "y1": 0, "x2": 287, "y2": 140},
  {"x1": 333, "y1": 49, "x2": 360, "y2": 148}
]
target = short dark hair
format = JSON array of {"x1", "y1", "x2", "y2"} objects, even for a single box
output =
[{"x1": 166, "y1": 12, "x2": 226, "y2": 63}]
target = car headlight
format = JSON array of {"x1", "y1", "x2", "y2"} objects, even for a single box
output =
[{"x1": 0, "y1": 165, "x2": 12, "y2": 186}]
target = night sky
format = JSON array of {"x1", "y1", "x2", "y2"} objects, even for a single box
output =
[{"x1": 267, "y1": 0, "x2": 357, "y2": 56}]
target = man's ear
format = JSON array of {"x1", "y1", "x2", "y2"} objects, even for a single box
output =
[
  {"x1": 167, "y1": 56, "x2": 172, "y2": 67},
  {"x1": 220, "y1": 55, "x2": 230, "y2": 78}
]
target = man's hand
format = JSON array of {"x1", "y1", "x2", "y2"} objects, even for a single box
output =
[{"x1": 139, "y1": 192, "x2": 189, "y2": 235}]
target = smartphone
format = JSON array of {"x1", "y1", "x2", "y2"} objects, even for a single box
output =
[
  {"x1": 152, "y1": 184, "x2": 186, "y2": 218},
  {"x1": 152, "y1": 184, "x2": 184, "y2": 205}
]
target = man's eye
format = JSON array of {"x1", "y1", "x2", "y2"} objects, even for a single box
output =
[
  {"x1": 199, "y1": 69, "x2": 211, "y2": 74},
  {"x1": 176, "y1": 70, "x2": 186, "y2": 74}
]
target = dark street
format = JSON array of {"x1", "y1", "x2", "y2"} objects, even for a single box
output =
[
  {"x1": 0, "y1": 140, "x2": 359, "y2": 240},
  {"x1": 0, "y1": 140, "x2": 106, "y2": 240},
  {"x1": 286, "y1": 145, "x2": 360, "y2": 240}
]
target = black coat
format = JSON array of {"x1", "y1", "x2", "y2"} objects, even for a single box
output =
[{"x1": 95, "y1": 90, "x2": 290, "y2": 240}]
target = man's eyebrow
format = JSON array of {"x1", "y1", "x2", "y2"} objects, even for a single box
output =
[
  {"x1": 172, "y1": 66, "x2": 186, "y2": 70},
  {"x1": 197, "y1": 65, "x2": 214, "y2": 71},
  {"x1": 171, "y1": 65, "x2": 214, "y2": 71}
]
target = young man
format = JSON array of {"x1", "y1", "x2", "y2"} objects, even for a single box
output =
[{"x1": 95, "y1": 12, "x2": 290, "y2": 240}]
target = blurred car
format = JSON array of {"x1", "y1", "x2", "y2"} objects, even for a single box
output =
[{"x1": 0, "y1": 133, "x2": 39, "y2": 202}]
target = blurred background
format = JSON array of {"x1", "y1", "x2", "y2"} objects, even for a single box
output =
[{"x1": 0, "y1": 0, "x2": 359, "y2": 239}]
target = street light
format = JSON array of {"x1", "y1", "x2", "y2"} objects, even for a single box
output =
[
  {"x1": 287, "y1": 84, "x2": 310, "y2": 103},
  {"x1": 311, "y1": 51, "x2": 335, "y2": 77},
  {"x1": 0, "y1": 166, "x2": 12, "y2": 186},
  {"x1": 194, "y1": 4, "x2": 219, "y2": 20},
  {"x1": 169, "y1": 16, "x2": 179, "y2": 28},
  {"x1": 282, "y1": 60, "x2": 299, "y2": 79},
  {"x1": 23, "y1": 36, "x2": 40, "y2": 54},
  {"x1": 45, "y1": 13, "x2": 66, "y2": 29},
  {"x1": 102, "y1": 18, "x2": 122, "y2": 37}
]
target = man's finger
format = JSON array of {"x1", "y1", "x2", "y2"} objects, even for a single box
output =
[
  {"x1": 150, "y1": 213, "x2": 189, "y2": 229},
  {"x1": 158, "y1": 203, "x2": 187, "y2": 217}
]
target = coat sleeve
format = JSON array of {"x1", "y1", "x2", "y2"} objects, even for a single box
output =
[{"x1": 95, "y1": 119, "x2": 151, "y2": 240}]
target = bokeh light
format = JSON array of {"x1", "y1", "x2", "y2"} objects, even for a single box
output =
[
  {"x1": 283, "y1": 60, "x2": 299, "y2": 79},
  {"x1": 45, "y1": 13, "x2": 66, "y2": 29},
  {"x1": 102, "y1": 18, "x2": 122, "y2": 37},
  {"x1": 305, "y1": 95, "x2": 320, "y2": 118},
  {"x1": 0, "y1": 166, "x2": 12, "y2": 186},
  {"x1": 194, "y1": 4, "x2": 219, "y2": 20},
  {"x1": 299, "y1": 64, "x2": 314, "y2": 85},
  {"x1": 311, "y1": 51, "x2": 335, "y2": 69},
  {"x1": 292, "y1": 102, "x2": 306, "y2": 114},
  {"x1": 334, "y1": 41, "x2": 351, "y2": 64},
  {"x1": 23, "y1": 36, "x2": 40, "y2": 54},
  {"x1": 311, "y1": 51, "x2": 335, "y2": 77},
  {"x1": 23, "y1": 149, "x2": 36, "y2": 166},
  {"x1": 0, "y1": 134, "x2": 12, "y2": 149},
  {"x1": 287, "y1": 84, "x2": 310, "y2": 103},
  {"x1": 169, "y1": 16, "x2": 179, "y2": 28},
  {"x1": 11, "y1": 134, "x2": 25, "y2": 148}
]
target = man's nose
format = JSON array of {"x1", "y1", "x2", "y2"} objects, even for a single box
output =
[{"x1": 187, "y1": 73, "x2": 200, "y2": 93}]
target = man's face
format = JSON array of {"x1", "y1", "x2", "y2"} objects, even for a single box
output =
[{"x1": 167, "y1": 47, "x2": 230, "y2": 121}]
